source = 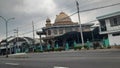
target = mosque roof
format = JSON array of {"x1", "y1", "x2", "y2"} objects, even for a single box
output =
[{"x1": 54, "y1": 12, "x2": 73, "y2": 25}]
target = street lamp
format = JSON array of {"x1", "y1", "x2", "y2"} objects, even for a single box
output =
[{"x1": 0, "y1": 16, "x2": 15, "y2": 58}]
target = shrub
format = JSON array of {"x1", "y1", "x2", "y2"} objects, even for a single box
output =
[
  {"x1": 34, "y1": 49, "x2": 43, "y2": 53},
  {"x1": 54, "y1": 48, "x2": 59, "y2": 51},
  {"x1": 74, "y1": 46, "x2": 82, "y2": 50},
  {"x1": 46, "y1": 48, "x2": 53, "y2": 52},
  {"x1": 84, "y1": 45, "x2": 89, "y2": 50},
  {"x1": 107, "y1": 46, "x2": 111, "y2": 49},
  {"x1": 54, "y1": 47, "x2": 65, "y2": 51},
  {"x1": 93, "y1": 41, "x2": 101, "y2": 49}
]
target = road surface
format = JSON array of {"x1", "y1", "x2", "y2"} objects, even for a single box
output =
[{"x1": 0, "y1": 49, "x2": 120, "y2": 68}]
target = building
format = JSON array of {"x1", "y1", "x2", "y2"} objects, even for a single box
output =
[
  {"x1": 97, "y1": 11, "x2": 120, "y2": 46},
  {"x1": 0, "y1": 37, "x2": 34, "y2": 55},
  {"x1": 37, "y1": 12, "x2": 104, "y2": 48}
]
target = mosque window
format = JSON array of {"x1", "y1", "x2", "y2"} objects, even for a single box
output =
[
  {"x1": 53, "y1": 29, "x2": 57, "y2": 35},
  {"x1": 65, "y1": 28, "x2": 72, "y2": 33},
  {"x1": 59, "y1": 28, "x2": 63, "y2": 34},
  {"x1": 74, "y1": 27, "x2": 79, "y2": 31},
  {"x1": 48, "y1": 30, "x2": 51, "y2": 35}
]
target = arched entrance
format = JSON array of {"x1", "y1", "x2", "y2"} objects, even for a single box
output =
[{"x1": 55, "y1": 31, "x2": 80, "y2": 48}]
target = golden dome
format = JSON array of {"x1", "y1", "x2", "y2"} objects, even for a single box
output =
[{"x1": 54, "y1": 12, "x2": 72, "y2": 24}]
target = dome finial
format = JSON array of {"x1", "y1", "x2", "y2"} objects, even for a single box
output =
[{"x1": 46, "y1": 17, "x2": 51, "y2": 23}]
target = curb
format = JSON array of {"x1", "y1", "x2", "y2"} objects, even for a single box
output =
[
  {"x1": 8, "y1": 53, "x2": 28, "y2": 58},
  {"x1": 0, "y1": 53, "x2": 28, "y2": 58}
]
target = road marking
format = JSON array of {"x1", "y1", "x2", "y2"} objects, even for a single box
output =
[
  {"x1": 5, "y1": 63, "x2": 19, "y2": 66},
  {"x1": 54, "y1": 66, "x2": 69, "y2": 68}
]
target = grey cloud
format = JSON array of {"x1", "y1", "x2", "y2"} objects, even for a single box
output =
[
  {"x1": 53, "y1": 0, "x2": 120, "y2": 13},
  {"x1": 0, "y1": 0, "x2": 120, "y2": 40},
  {"x1": 53, "y1": 0, "x2": 103, "y2": 13},
  {"x1": 53, "y1": 0, "x2": 120, "y2": 23},
  {"x1": 0, "y1": 0, "x2": 51, "y2": 32}
]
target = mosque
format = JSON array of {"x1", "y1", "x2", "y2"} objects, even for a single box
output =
[{"x1": 37, "y1": 12, "x2": 104, "y2": 48}]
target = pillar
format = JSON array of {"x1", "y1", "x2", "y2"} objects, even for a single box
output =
[{"x1": 65, "y1": 42, "x2": 69, "y2": 50}]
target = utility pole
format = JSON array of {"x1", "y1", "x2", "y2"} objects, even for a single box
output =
[
  {"x1": 32, "y1": 21, "x2": 35, "y2": 52},
  {"x1": 16, "y1": 28, "x2": 19, "y2": 53},
  {"x1": 76, "y1": 1, "x2": 84, "y2": 46},
  {"x1": 13, "y1": 29, "x2": 16, "y2": 53},
  {"x1": 14, "y1": 28, "x2": 19, "y2": 53}
]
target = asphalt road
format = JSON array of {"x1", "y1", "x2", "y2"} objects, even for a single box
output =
[{"x1": 0, "y1": 49, "x2": 120, "y2": 68}]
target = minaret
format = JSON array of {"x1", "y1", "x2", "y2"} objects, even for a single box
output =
[{"x1": 46, "y1": 18, "x2": 51, "y2": 27}]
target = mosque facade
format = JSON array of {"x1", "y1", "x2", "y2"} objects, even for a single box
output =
[{"x1": 37, "y1": 12, "x2": 96, "y2": 48}]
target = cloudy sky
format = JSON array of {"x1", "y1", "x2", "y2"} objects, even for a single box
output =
[{"x1": 0, "y1": 0, "x2": 120, "y2": 41}]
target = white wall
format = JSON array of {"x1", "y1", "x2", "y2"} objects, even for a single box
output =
[
  {"x1": 108, "y1": 34, "x2": 120, "y2": 45},
  {"x1": 104, "y1": 18, "x2": 120, "y2": 46}
]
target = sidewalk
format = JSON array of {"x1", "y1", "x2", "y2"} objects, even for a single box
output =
[
  {"x1": 0, "y1": 48, "x2": 119, "y2": 58},
  {"x1": 33, "y1": 48, "x2": 120, "y2": 54},
  {"x1": 0, "y1": 53, "x2": 28, "y2": 58}
]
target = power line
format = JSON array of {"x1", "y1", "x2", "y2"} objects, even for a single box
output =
[
  {"x1": 12, "y1": 2, "x2": 120, "y2": 32},
  {"x1": 3, "y1": 21, "x2": 43, "y2": 35},
  {"x1": 19, "y1": 27, "x2": 42, "y2": 36},
  {"x1": 79, "y1": 2, "x2": 120, "y2": 12},
  {"x1": 57, "y1": 2, "x2": 120, "y2": 22},
  {"x1": 18, "y1": 19, "x2": 98, "y2": 36},
  {"x1": 4, "y1": 18, "x2": 43, "y2": 35},
  {"x1": 12, "y1": 2, "x2": 120, "y2": 36},
  {"x1": 2, "y1": 2, "x2": 120, "y2": 37}
]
